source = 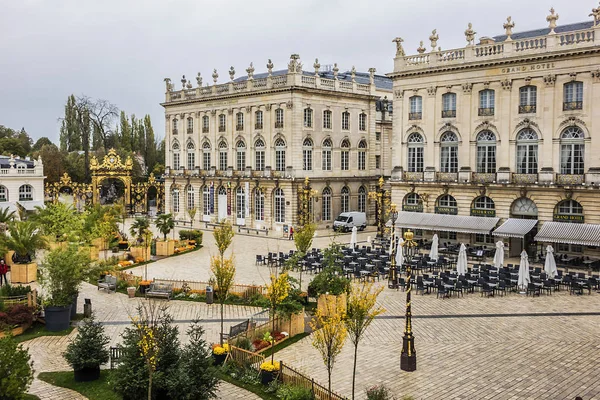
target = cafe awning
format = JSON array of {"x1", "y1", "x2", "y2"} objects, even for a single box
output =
[
  {"x1": 492, "y1": 218, "x2": 538, "y2": 239},
  {"x1": 393, "y1": 212, "x2": 499, "y2": 235},
  {"x1": 17, "y1": 200, "x2": 45, "y2": 211},
  {"x1": 534, "y1": 221, "x2": 600, "y2": 247},
  {"x1": 0, "y1": 202, "x2": 18, "y2": 214}
]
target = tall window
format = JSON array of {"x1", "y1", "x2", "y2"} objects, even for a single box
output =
[
  {"x1": 358, "y1": 186, "x2": 366, "y2": 213},
  {"x1": 18, "y1": 184, "x2": 33, "y2": 201},
  {"x1": 476, "y1": 130, "x2": 496, "y2": 173},
  {"x1": 560, "y1": 127, "x2": 585, "y2": 174},
  {"x1": 519, "y1": 86, "x2": 537, "y2": 113},
  {"x1": 436, "y1": 194, "x2": 457, "y2": 214},
  {"x1": 303, "y1": 108, "x2": 313, "y2": 128},
  {"x1": 440, "y1": 132, "x2": 458, "y2": 173},
  {"x1": 254, "y1": 139, "x2": 265, "y2": 171},
  {"x1": 275, "y1": 108, "x2": 284, "y2": 128},
  {"x1": 236, "y1": 187, "x2": 245, "y2": 219},
  {"x1": 556, "y1": 199, "x2": 583, "y2": 218},
  {"x1": 274, "y1": 188, "x2": 285, "y2": 223},
  {"x1": 202, "y1": 141, "x2": 211, "y2": 170},
  {"x1": 516, "y1": 129, "x2": 538, "y2": 174},
  {"x1": 172, "y1": 188, "x2": 180, "y2": 213},
  {"x1": 218, "y1": 114, "x2": 226, "y2": 132},
  {"x1": 187, "y1": 117, "x2": 193, "y2": 133},
  {"x1": 341, "y1": 186, "x2": 350, "y2": 213},
  {"x1": 303, "y1": 138, "x2": 313, "y2": 171},
  {"x1": 187, "y1": 186, "x2": 194, "y2": 210},
  {"x1": 407, "y1": 133, "x2": 424, "y2": 172},
  {"x1": 341, "y1": 111, "x2": 350, "y2": 130},
  {"x1": 172, "y1": 142, "x2": 180, "y2": 170},
  {"x1": 323, "y1": 110, "x2": 332, "y2": 129},
  {"x1": 236, "y1": 112, "x2": 244, "y2": 131},
  {"x1": 255, "y1": 110, "x2": 263, "y2": 129},
  {"x1": 186, "y1": 141, "x2": 195, "y2": 170},
  {"x1": 275, "y1": 138, "x2": 286, "y2": 171},
  {"x1": 358, "y1": 140, "x2": 367, "y2": 170},
  {"x1": 442, "y1": 93, "x2": 457, "y2": 118},
  {"x1": 236, "y1": 140, "x2": 246, "y2": 171},
  {"x1": 474, "y1": 196, "x2": 494, "y2": 210},
  {"x1": 218, "y1": 140, "x2": 228, "y2": 170},
  {"x1": 322, "y1": 138, "x2": 332, "y2": 171},
  {"x1": 172, "y1": 118, "x2": 178, "y2": 134},
  {"x1": 202, "y1": 186, "x2": 210, "y2": 216},
  {"x1": 409, "y1": 96, "x2": 422, "y2": 120},
  {"x1": 479, "y1": 90, "x2": 495, "y2": 116},
  {"x1": 254, "y1": 189, "x2": 264, "y2": 221},
  {"x1": 0, "y1": 186, "x2": 7, "y2": 202},
  {"x1": 322, "y1": 187, "x2": 332, "y2": 221},
  {"x1": 359, "y1": 113, "x2": 367, "y2": 131},
  {"x1": 563, "y1": 81, "x2": 583, "y2": 110},
  {"x1": 202, "y1": 115, "x2": 209, "y2": 133},
  {"x1": 341, "y1": 139, "x2": 350, "y2": 171}
]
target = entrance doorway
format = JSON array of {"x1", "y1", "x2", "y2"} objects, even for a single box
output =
[
  {"x1": 509, "y1": 197, "x2": 538, "y2": 257},
  {"x1": 217, "y1": 187, "x2": 227, "y2": 222},
  {"x1": 99, "y1": 178, "x2": 125, "y2": 205}
]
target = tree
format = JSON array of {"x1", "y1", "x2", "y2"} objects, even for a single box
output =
[
  {"x1": 143, "y1": 115, "x2": 157, "y2": 174},
  {"x1": 154, "y1": 214, "x2": 174, "y2": 241},
  {"x1": 30, "y1": 202, "x2": 82, "y2": 242},
  {"x1": 63, "y1": 314, "x2": 110, "y2": 371},
  {"x1": 213, "y1": 221, "x2": 234, "y2": 261},
  {"x1": 87, "y1": 98, "x2": 119, "y2": 153},
  {"x1": 210, "y1": 255, "x2": 235, "y2": 345},
  {"x1": 187, "y1": 208, "x2": 197, "y2": 225},
  {"x1": 0, "y1": 207, "x2": 16, "y2": 234},
  {"x1": 290, "y1": 223, "x2": 316, "y2": 290},
  {"x1": 0, "y1": 334, "x2": 34, "y2": 399},
  {"x1": 59, "y1": 95, "x2": 81, "y2": 152},
  {"x1": 345, "y1": 283, "x2": 385, "y2": 400},
  {"x1": 119, "y1": 111, "x2": 132, "y2": 152},
  {"x1": 32, "y1": 137, "x2": 53, "y2": 152},
  {"x1": 32, "y1": 143, "x2": 64, "y2": 182},
  {"x1": 39, "y1": 245, "x2": 92, "y2": 307},
  {"x1": 266, "y1": 273, "x2": 290, "y2": 364},
  {"x1": 93, "y1": 212, "x2": 118, "y2": 259},
  {"x1": 310, "y1": 296, "x2": 347, "y2": 398},
  {"x1": 130, "y1": 217, "x2": 151, "y2": 245},
  {"x1": 3, "y1": 221, "x2": 47, "y2": 264}
]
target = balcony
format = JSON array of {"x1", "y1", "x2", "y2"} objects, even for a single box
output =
[
  {"x1": 519, "y1": 104, "x2": 537, "y2": 114},
  {"x1": 512, "y1": 173, "x2": 538, "y2": 184},
  {"x1": 236, "y1": 124, "x2": 244, "y2": 131},
  {"x1": 172, "y1": 128, "x2": 178, "y2": 135},
  {"x1": 437, "y1": 172, "x2": 457, "y2": 182},
  {"x1": 404, "y1": 171, "x2": 424, "y2": 182},
  {"x1": 202, "y1": 127, "x2": 209, "y2": 133},
  {"x1": 274, "y1": 121, "x2": 284, "y2": 129},
  {"x1": 408, "y1": 112, "x2": 422, "y2": 120},
  {"x1": 556, "y1": 174, "x2": 584, "y2": 185},
  {"x1": 255, "y1": 123, "x2": 263, "y2": 130},
  {"x1": 218, "y1": 126, "x2": 226, "y2": 132},
  {"x1": 441, "y1": 110, "x2": 456, "y2": 118},
  {"x1": 187, "y1": 128, "x2": 193, "y2": 134},
  {"x1": 563, "y1": 101, "x2": 583, "y2": 111},
  {"x1": 472, "y1": 172, "x2": 496, "y2": 183},
  {"x1": 478, "y1": 108, "x2": 494, "y2": 117}
]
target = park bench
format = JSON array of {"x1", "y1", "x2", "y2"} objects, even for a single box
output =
[
  {"x1": 97, "y1": 275, "x2": 117, "y2": 293},
  {"x1": 237, "y1": 226, "x2": 269, "y2": 235},
  {"x1": 145, "y1": 282, "x2": 174, "y2": 300},
  {"x1": 221, "y1": 319, "x2": 250, "y2": 343},
  {"x1": 110, "y1": 346, "x2": 123, "y2": 369}
]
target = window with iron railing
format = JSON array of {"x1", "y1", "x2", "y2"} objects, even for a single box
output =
[
  {"x1": 275, "y1": 108, "x2": 284, "y2": 128},
  {"x1": 563, "y1": 81, "x2": 583, "y2": 111},
  {"x1": 478, "y1": 89, "x2": 495, "y2": 116},
  {"x1": 442, "y1": 93, "x2": 457, "y2": 118},
  {"x1": 409, "y1": 96, "x2": 422, "y2": 120},
  {"x1": 219, "y1": 114, "x2": 226, "y2": 132}
]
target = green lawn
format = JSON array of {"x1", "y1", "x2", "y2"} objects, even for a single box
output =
[
  {"x1": 15, "y1": 322, "x2": 74, "y2": 343},
  {"x1": 37, "y1": 370, "x2": 121, "y2": 400},
  {"x1": 216, "y1": 371, "x2": 278, "y2": 400},
  {"x1": 23, "y1": 394, "x2": 40, "y2": 400}
]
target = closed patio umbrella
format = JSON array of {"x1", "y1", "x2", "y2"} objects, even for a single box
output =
[
  {"x1": 396, "y1": 238, "x2": 405, "y2": 267},
  {"x1": 350, "y1": 226, "x2": 358, "y2": 248},
  {"x1": 518, "y1": 250, "x2": 531, "y2": 290},
  {"x1": 493, "y1": 240, "x2": 505, "y2": 270},
  {"x1": 544, "y1": 245, "x2": 558, "y2": 278},
  {"x1": 456, "y1": 243, "x2": 468, "y2": 276},
  {"x1": 429, "y1": 234, "x2": 439, "y2": 261}
]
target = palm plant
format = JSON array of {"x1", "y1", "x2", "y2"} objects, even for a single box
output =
[
  {"x1": 154, "y1": 214, "x2": 174, "y2": 241},
  {"x1": 4, "y1": 221, "x2": 47, "y2": 264},
  {"x1": 0, "y1": 207, "x2": 16, "y2": 234},
  {"x1": 129, "y1": 217, "x2": 150, "y2": 245}
]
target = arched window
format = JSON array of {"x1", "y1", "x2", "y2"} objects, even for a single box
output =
[
  {"x1": 17, "y1": 164, "x2": 26, "y2": 174},
  {"x1": 322, "y1": 187, "x2": 332, "y2": 221},
  {"x1": 236, "y1": 186, "x2": 245, "y2": 219},
  {"x1": 186, "y1": 141, "x2": 195, "y2": 170},
  {"x1": 202, "y1": 141, "x2": 211, "y2": 170},
  {"x1": 341, "y1": 139, "x2": 350, "y2": 171},
  {"x1": 172, "y1": 118, "x2": 179, "y2": 133},
  {"x1": 303, "y1": 138, "x2": 313, "y2": 171},
  {"x1": 359, "y1": 113, "x2": 367, "y2": 131},
  {"x1": 275, "y1": 108, "x2": 284, "y2": 128},
  {"x1": 358, "y1": 186, "x2": 366, "y2": 213},
  {"x1": 0, "y1": 185, "x2": 7, "y2": 202},
  {"x1": 341, "y1": 186, "x2": 350, "y2": 213},
  {"x1": 202, "y1": 186, "x2": 210, "y2": 217},
  {"x1": 409, "y1": 96, "x2": 422, "y2": 120},
  {"x1": 236, "y1": 112, "x2": 244, "y2": 131},
  {"x1": 218, "y1": 140, "x2": 228, "y2": 170},
  {"x1": 187, "y1": 117, "x2": 194, "y2": 133},
  {"x1": 255, "y1": 110, "x2": 263, "y2": 129},
  {"x1": 403, "y1": 192, "x2": 422, "y2": 212},
  {"x1": 519, "y1": 86, "x2": 537, "y2": 113},
  {"x1": 172, "y1": 141, "x2": 181, "y2": 170},
  {"x1": 218, "y1": 186, "x2": 227, "y2": 195},
  {"x1": 476, "y1": 131, "x2": 496, "y2": 173},
  {"x1": 555, "y1": 199, "x2": 584, "y2": 222},
  {"x1": 218, "y1": 114, "x2": 226, "y2": 132},
  {"x1": 275, "y1": 138, "x2": 286, "y2": 172},
  {"x1": 171, "y1": 188, "x2": 180, "y2": 213},
  {"x1": 254, "y1": 139, "x2": 265, "y2": 171},
  {"x1": 440, "y1": 132, "x2": 458, "y2": 173},
  {"x1": 303, "y1": 108, "x2": 313, "y2": 128},
  {"x1": 322, "y1": 138, "x2": 332, "y2": 171},
  {"x1": 442, "y1": 93, "x2": 457, "y2": 118},
  {"x1": 472, "y1": 196, "x2": 495, "y2": 217},
  {"x1": 236, "y1": 140, "x2": 246, "y2": 171},
  {"x1": 479, "y1": 89, "x2": 495, "y2": 116},
  {"x1": 436, "y1": 194, "x2": 457, "y2": 215},
  {"x1": 341, "y1": 111, "x2": 350, "y2": 130},
  {"x1": 358, "y1": 139, "x2": 367, "y2": 170},
  {"x1": 563, "y1": 81, "x2": 583, "y2": 110},
  {"x1": 187, "y1": 186, "x2": 194, "y2": 210},
  {"x1": 274, "y1": 188, "x2": 285, "y2": 223},
  {"x1": 254, "y1": 188, "x2": 265, "y2": 221},
  {"x1": 19, "y1": 184, "x2": 33, "y2": 201},
  {"x1": 202, "y1": 115, "x2": 209, "y2": 133},
  {"x1": 511, "y1": 197, "x2": 538, "y2": 218},
  {"x1": 323, "y1": 110, "x2": 332, "y2": 129},
  {"x1": 560, "y1": 127, "x2": 584, "y2": 175},
  {"x1": 516, "y1": 129, "x2": 538, "y2": 174},
  {"x1": 407, "y1": 133, "x2": 424, "y2": 172}
]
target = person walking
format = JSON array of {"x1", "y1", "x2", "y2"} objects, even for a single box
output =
[
  {"x1": 289, "y1": 226, "x2": 294, "y2": 240},
  {"x1": 0, "y1": 259, "x2": 8, "y2": 286}
]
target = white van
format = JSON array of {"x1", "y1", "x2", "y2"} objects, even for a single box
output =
[{"x1": 333, "y1": 212, "x2": 367, "y2": 232}]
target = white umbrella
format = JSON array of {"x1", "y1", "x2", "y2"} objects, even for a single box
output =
[
  {"x1": 493, "y1": 241, "x2": 505, "y2": 270},
  {"x1": 456, "y1": 243, "x2": 468, "y2": 276},
  {"x1": 349, "y1": 226, "x2": 358, "y2": 248},
  {"x1": 544, "y1": 245, "x2": 558, "y2": 278},
  {"x1": 429, "y1": 234, "x2": 439, "y2": 261},
  {"x1": 518, "y1": 250, "x2": 531, "y2": 290},
  {"x1": 395, "y1": 238, "x2": 405, "y2": 267}
]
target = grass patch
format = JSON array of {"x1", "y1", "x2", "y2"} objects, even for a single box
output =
[
  {"x1": 38, "y1": 370, "x2": 121, "y2": 400},
  {"x1": 261, "y1": 332, "x2": 310, "y2": 358},
  {"x1": 15, "y1": 322, "x2": 74, "y2": 344},
  {"x1": 23, "y1": 395, "x2": 40, "y2": 400},
  {"x1": 216, "y1": 370, "x2": 278, "y2": 400}
]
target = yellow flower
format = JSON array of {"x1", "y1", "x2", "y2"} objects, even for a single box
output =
[
  {"x1": 213, "y1": 346, "x2": 226, "y2": 355},
  {"x1": 222, "y1": 343, "x2": 230, "y2": 352},
  {"x1": 260, "y1": 361, "x2": 280, "y2": 372}
]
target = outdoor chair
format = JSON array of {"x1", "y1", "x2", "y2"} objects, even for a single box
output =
[
  {"x1": 481, "y1": 283, "x2": 494, "y2": 297},
  {"x1": 451, "y1": 281, "x2": 464, "y2": 297},
  {"x1": 437, "y1": 284, "x2": 449, "y2": 299},
  {"x1": 416, "y1": 279, "x2": 427, "y2": 295},
  {"x1": 527, "y1": 283, "x2": 541, "y2": 297},
  {"x1": 569, "y1": 282, "x2": 584, "y2": 295},
  {"x1": 255, "y1": 255, "x2": 264, "y2": 265},
  {"x1": 494, "y1": 281, "x2": 507, "y2": 297},
  {"x1": 541, "y1": 280, "x2": 553, "y2": 295}
]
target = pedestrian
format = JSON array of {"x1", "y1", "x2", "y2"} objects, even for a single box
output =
[
  {"x1": 289, "y1": 226, "x2": 294, "y2": 240},
  {"x1": 0, "y1": 259, "x2": 8, "y2": 286}
]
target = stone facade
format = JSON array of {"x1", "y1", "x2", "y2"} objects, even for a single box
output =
[
  {"x1": 162, "y1": 56, "x2": 392, "y2": 232},
  {"x1": 0, "y1": 155, "x2": 45, "y2": 214}
]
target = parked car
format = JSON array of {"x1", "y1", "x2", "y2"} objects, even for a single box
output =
[{"x1": 333, "y1": 212, "x2": 367, "y2": 232}]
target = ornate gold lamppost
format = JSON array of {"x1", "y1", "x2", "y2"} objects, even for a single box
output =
[
  {"x1": 400, "y1": 230, "x2": 418, "y2": 371},
  {"x1": 297, "y1": 177, "x2": 317, "y2": 227},
  {"x1": 368, "y1": 176, "x2": 388, "y2": 238},
  {"x1": 388, "y1": 204, "x2": 399, "y2": 288}
]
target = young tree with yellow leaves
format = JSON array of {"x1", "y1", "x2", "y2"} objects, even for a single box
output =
[
  {"x1": 211, "y1": 255, "x2": 236, "y2": 345},
  {"x1": 213, "y1": 220, "x2": 234, "y2": 261},
  {"x1": 266, "y1": 273, "x2": 290, "y2": 363},
  {"x1": 310, "y1": 296, "x2": 347, "y2": 399},
  {"x1": 130, "y1": 304, "x2": 161, "y2": 400},
  {"x1": 345, "y1": 282, "x2": 385, "y2": 399}
]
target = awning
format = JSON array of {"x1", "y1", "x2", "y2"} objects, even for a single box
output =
[
  {"x1": 393, "y1": 212, "x2": 499, "y2": 235},
  {"x1": 534, "y1": 222, "x2": 600, "y2": 247},
  {"x1": 0, "y1": 202, "x2": 18, "y2": 213},
  {"x1": 17, "y1": 200, "x2": 44, "y2": 211},
  {"x1": 492, "y1": 218, "x2": 538, "y2": 238}
]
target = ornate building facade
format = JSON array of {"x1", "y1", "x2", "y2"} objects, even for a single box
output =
[
  {"x1": 0, "y1": 155, "x2": 45, "y2": 214},
  {"x1": 388, "y1": 8, "x2": 600, "y2": 257},
  {"x1": 162, "y1": 55, "x2": 392, "y2": 232}
]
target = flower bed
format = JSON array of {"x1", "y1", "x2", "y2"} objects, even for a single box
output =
[{"x1": 252, "y1": 331, "x2": 288, "y2": 353}]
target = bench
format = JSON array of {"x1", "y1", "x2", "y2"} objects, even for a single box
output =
[
  {"x1": 145, "y1": 282, "x2": 174, "y2": 300},
  {"x1": 110, "y1": 346, "x2": 123, "y2": 369},
  {"x1": 97, "y1": 275, "x2": 117, "y2": 293},
  {"x1": 204, "y1": 222, "x2": 221, "y2": 229},
  {"x1": 220, "y1": 319, "x2": 250, "y2": 343},
  {"x1": 238, "y1": 226, "x2": 269, "y2": 235}
]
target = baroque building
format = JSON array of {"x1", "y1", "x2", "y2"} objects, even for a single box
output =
[
  {"x1": 162, "y1": 55, "x2": 392, "y2": 232},
  {"x1": 0, "y1": 155, "x2": 45, "y2": 214},
  {"x1": 388, "y1": 7, "x2": 600, "y2": 258}
]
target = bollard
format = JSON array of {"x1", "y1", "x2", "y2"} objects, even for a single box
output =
[{"x1": 83, "y1": 298, "x2": 92, "y2": 318}]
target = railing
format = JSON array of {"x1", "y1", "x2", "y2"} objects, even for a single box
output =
[
  {"x1": 514, "y1": 37, "x2": 546, "y2": 51},
  {"x1": 152, "y1": 278, "x2": 266, "y2": 298},
  {"x1": 236, "y1": 124, "x2": 244, "y2": 131},
  {"x1": 254, "y1": 78, "x2": 267, "y2": 88},
  {"x1": 559, "y1": 29, "x2": 594, "y2": 45},
  {"x1": 512, "y1": 173, "x2": 537, "y2": 184},
  {"x1": 255, "y1": 123, "x2": 263, "y2": 130},
  {"x1": 472, "y1": 172, "x2": 496, "y2": 183},
  {"x1": 404, "y1": 171, "x2": 424, "y2": 181},
  {"x1": 441, "y1": 110, "x2": 456, "y2": 118},
  {"x1": 478, "y1": 107, "x2": 494, "y2": 117},
  {"x1": 405, "y1": 54, "x2": 430, "y2": 65},
  {"x1": 356, "y1": 83, "x2": 370, "y2": 92},
  {"x1": 556, "y1": 174, "x2": 584, "y2": 185},
  {"x1": 320, "y1": 78, "x2": 334, "y2": 88},
  {"x1": 274, "y1": 121, "x2": 284, "y2": 129},
  {"x1": 408, "y1": 112, "x2": 422, "y2": 120},
  {"x1": 437, "y1": 172, "x2": 457, "y2": 182},
  {"x1": 339, "y1": 81, "x2": 353, "y2": 90},
  {"x1": 475, "y1": 44, "x2": 504, "y2": 57},
  {"x1": 227, "y1": 346, "x2": 265, "y2": 371},
  {"x1": 202, "y1": 127, "x2": 209, "y2": 133},
  {"x1": 272, "y1": 76, "x2": 287, "y2": 87},
  {"x1": 170, "y1": 92, "x2": 182, "y2": 100},
  {"x1": 563, "y1": 101, "x2": 583, "y2": 111},
  {"x1": 301, "y1": 75, "x2": 316, "y2": 86},
  {"x1": 233, "y1": 81, "x2": 247, "y2": 91},
  {"x1": 438, "y1": 48, "x2": 464, "y2": 62},
  {"x1": 280, "y1": 363, "x2": 348, "y2": 400},
  {"x1": 519, "y1": 104, "x2": 537, "y2": 114},
  {"x1": 187, "y1": 128, "x2": 193, "y2": 134},
  {"x1": 216, "y1": 85, "x2": 229, "y2": 94},
  {"x1": 184, "y1": 89, "x2": 196, "y2": 98},
  {"x1": 218, "y1": 126, "x2": 226, "y2": 132}
]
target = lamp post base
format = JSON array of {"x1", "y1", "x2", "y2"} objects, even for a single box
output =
[{"x1": 400, "y1": 335, "x2": 417, "y2": 372}]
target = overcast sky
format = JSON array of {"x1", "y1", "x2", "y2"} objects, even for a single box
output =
[{"x1": 0, "y1": 0, "x2": 593, "y2": 144}]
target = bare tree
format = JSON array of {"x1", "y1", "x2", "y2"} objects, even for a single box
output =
[{"x1": 87, "y1": 98, "x2": 119, "y2": 152}]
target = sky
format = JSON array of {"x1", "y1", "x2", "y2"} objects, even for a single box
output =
[{"x1": 0, "y1": 0, "x2": 593, "y2": 144}]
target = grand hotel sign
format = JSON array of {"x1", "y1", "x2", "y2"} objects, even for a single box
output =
[{"x1": 499, "y1": 62, "x2": 555, "y2": 74}]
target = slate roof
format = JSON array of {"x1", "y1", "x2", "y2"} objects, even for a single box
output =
[
  {"x1": 492, "y1": 20, "x2": 594, "y2": 42},
  {"x1": 0, "y1": 155, "x2": 34, "y2": 169}
]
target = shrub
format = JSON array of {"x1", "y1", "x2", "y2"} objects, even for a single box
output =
[
  {"x1": 0, "y1": 312, "x2": 8, "y2": 329},
  {"x1": 366, "y1": 385, "x2": 395, "y2": 400},
  {"x1": 0, "y1": 334, "x2": 34, "y2": 399},
  {"x1": 276, "y1": 384, "x2": 315, "y2": 400},
  {"x1": 234, "y1": 336, "x2": 252, "y2": 351},
  {"x1": 63, "y1": 315, "x2": 110, "y2": 370},
  {"x1": 6, "y1": 304, "x2": 34, "y2": 326},
  {"x1": 307, "y1": 266, "x2": 350, "y2": 297},
  {"x1": 0, "y1": 284, "x2": 32, "y2": 297},
  {"x1": 179, "y1": 229, "x2": 203, "y2": 246}
]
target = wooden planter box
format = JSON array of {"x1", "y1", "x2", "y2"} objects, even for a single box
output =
[
  {"x1": 11, "y1": 263, "x2": 37, "y2": 284},
  {"x1": 130, "y1": 246, "x2": 151, "y2": 261},
  {"x1": 48, "y1": 241, "x2": 68, "y2": 251},
  {"x1": 79, "y1": 246, "x2": 99, "y2": 261},
  {"x1": 274, "y1": 311, "x2": 305, "y2": 337},
  {"x1": 5, "y1": 251, "x2": 14, "y2": 267},
  {"x1": 156, "y1": 240, "x2": 175, "y2": 256},
  {"x1": 317, "y1": 293, "x2": 347, "y2": 317},
  {"x1": 93, "y1": 237, "x2": 107, "y2": 251},
  {"x1": 0, "y1": 322, "x2": 32, "y2": 339}
]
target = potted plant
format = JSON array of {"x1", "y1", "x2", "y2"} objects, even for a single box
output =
[
  {"x1": 154, "y1": 214, "x2": 175, "y2": 256},
  {"x1": 127, "y1": 286, "x2": 136, "y2": 298},
  {"x1": 259, "y1": 360, "x2": 280, "y2": 385},
  {"x1": 4, "y1": 221, "x2": 47, "y2": 284},
  {"x1": 63, "y1": 314, "x2": 109, "y2": 382},
  {"x1": 211, "y1": 343, "x2": 229, "y2": 365},
  {"x1": 129, "y1": 217, "x2": 151, "y2": 261}
]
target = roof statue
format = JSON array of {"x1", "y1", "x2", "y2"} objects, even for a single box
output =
[
  {"x1": 229, "y1": 66, "x2": 235, "y2": 81},
  {"x1": 591, "y1": 2, "x2": 600, "y2": 26},
  {"x1": 313, "y1": 58, "x2": 320, "y2": 75},
  {"x1": 547, "y1": 8, "x2": 559, "y2": 33},
  {"x1": 417, "y1": 41, "x2": 426, "y2": 54},
  {"x1": 196, "y1": 72, "x2": 202, "y2": 87},
  {"x1": 429, "y1": 30, "x2": 439, "y2": 51},
  {"x1": 266, "y1": 59, "x2": 274, "y2": 76},
  {"x1": 464, "y1": 23, "x2": 476, "y2": 45},
  {"x1": 212, "y1": 69, "x2": 218, "y2": 84},
  {"x1": 393, "y1": 37, "x2": 405, "y2": 57},
  {"x1": 503, "y1": 16, "x2": 515, "y2": 40}
]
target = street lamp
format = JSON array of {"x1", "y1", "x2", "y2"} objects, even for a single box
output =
[
  {"x1": 368, "y1": 176, "x2": 388, "y2": 238},
  {"x1": 297, "y1": 177, "x2": 317, "y2": 227},
  {"x1": 400, "y1": 230, "x2": 418, "y2": 372},
  {"x1": 388, "y1": 204, "x2": 399, "y2": 289}
]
